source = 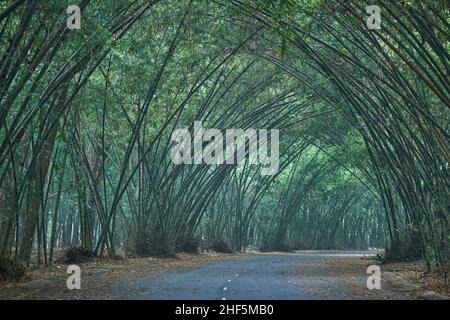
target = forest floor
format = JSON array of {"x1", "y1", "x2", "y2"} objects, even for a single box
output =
[
  {"x1": 0, "y1": 250, "x2": 447, "y2": 300},
  {"x1": 374, "y1": 259, "x2": 450, "y2": 298}
]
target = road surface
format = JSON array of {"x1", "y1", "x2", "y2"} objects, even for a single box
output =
[{"x1": 110, "y1": 251, "x2": 409, "y2": 300}]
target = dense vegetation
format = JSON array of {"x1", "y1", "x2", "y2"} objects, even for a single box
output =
[{"x1": 0, "y1": 0, "x2": 448, "y2": 275}]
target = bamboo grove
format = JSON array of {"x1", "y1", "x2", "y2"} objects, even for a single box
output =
[{"x1": 0, "y1": 0, "x2": 448, "y2": 271}]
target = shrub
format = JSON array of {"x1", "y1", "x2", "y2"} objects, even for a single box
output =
[
  {"x1": 383, "y1": 230, "x2": 423, "y2": 263},
  {"x1": 134, "y1": 233, "x2": 176, "y2": 258},
  {"x1": 259, "y1": 242, "x2": 291, "y2": 252},
  {"x1": 210, "y1": 238, "x2": 233, "y2": 253},
  {"x1": 0, "y1": 256, "x2": 26, "y2": 281},
  {"x1": 288, "y1": 241, "x2": 307, "y2": 251},
  {"x1": 175, "y1": 236, "x2": 200, "y2": 254},
  {"x1": 63, "y1": 247, "x2": 96, "y2": 264}
]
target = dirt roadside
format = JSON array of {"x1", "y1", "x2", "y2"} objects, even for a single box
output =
[{"x1": 324, "y1": 256, "x2": 449, "y2": 299}]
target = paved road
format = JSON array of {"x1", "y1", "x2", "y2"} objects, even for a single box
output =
[{"x1": 112, "y1": 251, "x2": 409, "y2": 300}]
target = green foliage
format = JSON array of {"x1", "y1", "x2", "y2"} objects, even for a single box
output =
[{"x1": 0, "y1": 0, "x2": 448, "y2": 271}]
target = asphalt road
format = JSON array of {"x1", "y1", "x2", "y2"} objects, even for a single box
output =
[{"x1": 112, "y1": 251, "x2": 409, "y2": 300}]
